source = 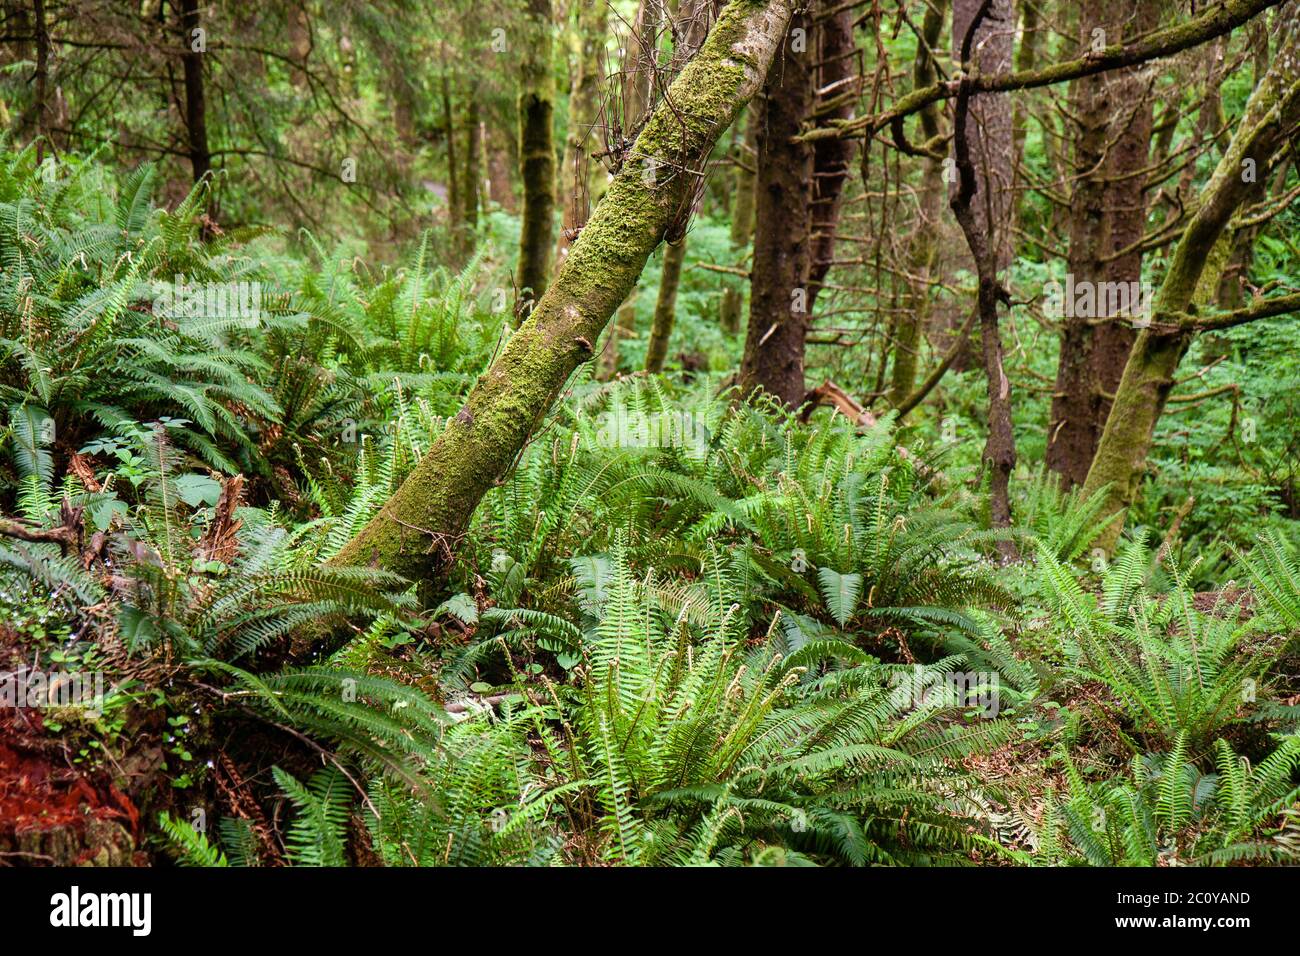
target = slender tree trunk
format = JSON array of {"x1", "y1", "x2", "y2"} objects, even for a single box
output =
[
  {"x1": 558, "y1": 0, "x2": 610, "y2": 268},
  {"x1": 31, "y1": 0, "x2": 49, "y2": 162},
  {"x1": 739, "y1": 4, "x2": 814, "y2": 408},
  {"x1": 645, "y1": 237, "x2": 687, "y2": 372},
  {"x1": 180, "y1": 0, "x2": 211, "y2": 184},
  {"x1": 441, "y1": 71, "x2": 461, "y2": 249},
  {"x1": 333, "y1": 0, "x2": 800, "y2": 586},
  {"x1": 487, "y1": 123, "x2": 517, "y2": 213},
  {"x1": 805, "y1": 5, "x2": 857, "y2": 314},
  {"x1": 719, "y1": 108, "x2": 757, "y2": 333},
  {"x1": 599, "y1": 0, "x2": 663, "y2": 376},
  {"x1": 890, "y1": 0, "x2": 947, "y2": 406},
  {"x1": 950, "y1": 0, "x2": 1018, "y2": 562},
  {"x1": 463, "y1": 92, "x2": 482, "y2": 240},
  {"x1": 516, "y1": 0, "x2": 557, "y2": 316},
  {"x1": 1083, "y1": 19, "x2": 1300, "y2": 548},
  {"x1": 943, "y1": 0, "x2": 1014, "y2": 372}
]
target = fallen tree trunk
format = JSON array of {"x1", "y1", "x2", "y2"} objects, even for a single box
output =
[{"x1": 334, "y1": 0, "x2": 799, "y2": 582}]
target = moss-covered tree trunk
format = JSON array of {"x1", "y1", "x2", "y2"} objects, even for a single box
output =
[
  {"x1": 645, "y1": 237, "x2": 687, "y2": 373},
  {"x1": 738, "y1": 3, "x2": 814, "y2": 408},
  {"x1": 1083, "y1": 20, "x2": 1300, "y2": 548},
  {"x1": 333, "y1": 0, "x2": 800, "y2": 583},
  {"x1": 516, "y1": 0, "x2": 557, "y2": 315},
  {"x1": 719, "y1": 108, "x2": 758, "y2": 333}
]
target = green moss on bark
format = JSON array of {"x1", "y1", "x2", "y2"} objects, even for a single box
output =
[{"x1": 333, "y1": 0, "x2": 799, "y2": 586}]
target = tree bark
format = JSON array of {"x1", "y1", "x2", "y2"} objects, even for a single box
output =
[
  {"x1": 889, "y1": 0, "x2": 947, "y2": 407},
  {"x1": 516, "y1": 0, "x2": 557, "y2": 316},
  {"x1": 645, "y1": 236, "x2": 688, "y2": 372},
  {"x1": 719, "y1": 107, "x2": 758, "y2": 333},
  {"x1": 943, "y1": 0, "x2": 1014, "y2": 372},
  {"x1": 599, "y1": 0, "x2": 664, "y2": 376},
  {"x1": 180, "y1": 0, "x2": 211, "y2": 185},
  {"x1": 805, "y1": 5, "x2": 857, "y2": 313},
  {"x1": 738, "y1": 4, "x2": 814, "y2": 408},
  {"x1": 1082, "y1": 15, "x2": 1300, "y2": 549},
  {"x1": 1009, "y1": 0, "x2": 1040, "y2": 234},
  {"x1": 1046, "y1": 0, "x2": 1117, "y2": 486},
  {"x1": 463, "y1": 93, "x2": 482, "y2": 241},
  {"x1": 950, "y1": 0, "x2": 1018, "y2": 563},
  {"x1": 1089, "y1": 2, "x2": 1161, "y2": 467},
  {"x1": 558, "y1": 0, "x2": 610, "y2": 268},
  {"x1": 441, "y1": 70, "x2": 461, "y2": 250},
  {"x1": 31, "y1": 0, "x2": 49, "y2": 162},
  {"x1": 333, "y1": 0, "x2": 800, "y2": 583},
  {"x1": 1048, "y1": 2, "x2": 1165, "y2": 487}
]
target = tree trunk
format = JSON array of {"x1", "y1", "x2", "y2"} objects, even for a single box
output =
[
  {"x1": 805, "y1": 5, "x2": 857, "y2": 314},
  {"x1": 1009, "y1": 0, "x2": 1039, "y2": 234},
  {"x1": 441, "y1": 71, "x2": 461, "y2": 249},
  {"x1": 333, "y1": 0, "x2": 800, "y2": 584},
  {"x1": 943, "y1": 0, "x2": 1014, "y2": 372},
  {"x1": 1091, "y1": 3, "x2": 1161, "y2": 460},
  {"x1": 599, "y1": 0, "x2": 664, "y2": 375},
  {"x1": 557, "y1": 0, "x2": 610, "y2": 269},
  {"x1": 889, "y1": 0, "x2": 946, "y2": 407},
  {"x1": 1083, "y1": 19, "x2": 1300, "y2": 548},
  {"x1": 180, "y1": 0, "x2": 211, "y2": 185},
  {"x1": 516, "y1": 0, "x2": 557, "y2": 316},
  {"x1": 645, "y1": 237, "x2": 687, "y2": 372},
  {"x1": 1045, "y1": 0, "x2": 1116, "y2": 486},
  {"x1": 31, "y1": 0, "x2": 49, "y2": 162},
  {"x1": 738, "y1": 4, "x2": 814, "y2": 408},
  {"x1": 719, "y1": 108, "x2": 757, "y2": 334},
  {"x1": 463, "y1": 92, "x2": 482, "y2": 241},
  {"x1": 950, "y1": 0, "x2": 1018, "y2": 562},
  {"x1": 1047, "y1": 1, "x2": 1163, "y2": 487},
  {"x1": 487, "y1": 123, "x2": 517, "y2": 213}
]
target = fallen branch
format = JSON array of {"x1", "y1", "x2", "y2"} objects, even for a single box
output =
[{"x1": 800, "y1": 379, "x2": 878, "y2": 427}]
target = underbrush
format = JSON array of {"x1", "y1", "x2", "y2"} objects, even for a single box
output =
[{"x1": 1, "y1": 148, "x2": 1297, "y2": 867}]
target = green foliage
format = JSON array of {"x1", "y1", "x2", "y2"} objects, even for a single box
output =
[
  {"x1": 372, "y1": 540, "x2": 1017, "y2": 866},
  {"x1": 273, "y1": 766, "x2": 353, "y2": 867},
  {"x1": 1032, "y1": 535, "x2": 1278, "y2": 752},
  {"x1": 1044, "y1": 734, "x2": 1300, "y2": 866},
  {"x1": 157, "y1": 812, "x2": 229, "y2": 867}
]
